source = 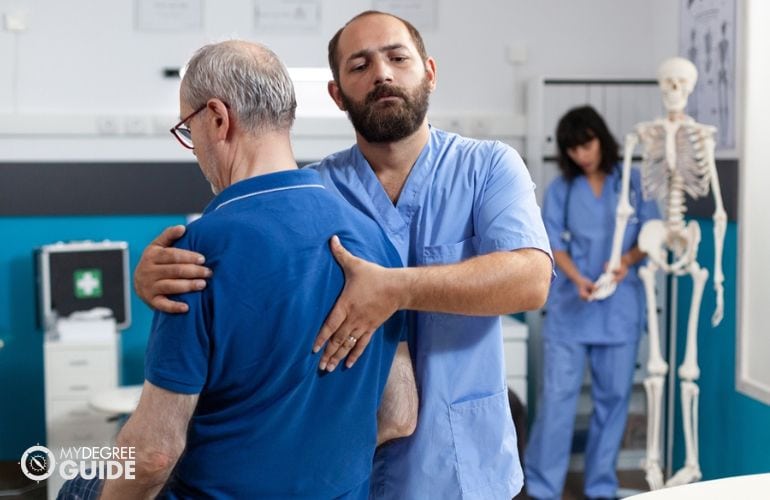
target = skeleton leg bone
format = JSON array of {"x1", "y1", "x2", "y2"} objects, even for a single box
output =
[
  {"x1": 639, "y1": 262, "x2": 667, "y2": 490},
  {"x1": 643, "y1": 376, "x2": 665, "y2": 490},
  {"x1": 666, "y1": 260, "x2": 708, "y2": 487},
  {"x1": 667, "y1": 382, "x2": 702, "y2": 487}
]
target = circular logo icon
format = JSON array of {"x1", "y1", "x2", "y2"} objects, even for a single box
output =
[{"x1": 20, "y1": 445, "x2": 56, "y2": 481}]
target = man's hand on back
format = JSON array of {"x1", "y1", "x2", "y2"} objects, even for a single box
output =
[
  {"x1": 135, "y1": 225, "x2": 212, "y2": 313},
  {"x1": 313, "y1": 236, "x2": 404, "y2": 372}
]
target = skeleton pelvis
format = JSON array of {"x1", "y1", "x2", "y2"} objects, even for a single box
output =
[{"x1": 638, "y1": 219, "x2": 701, "y2": 274}]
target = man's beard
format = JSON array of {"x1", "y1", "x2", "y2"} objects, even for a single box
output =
[{"x1": 339, "y1": 76, "x2": 431, "y2": 143}]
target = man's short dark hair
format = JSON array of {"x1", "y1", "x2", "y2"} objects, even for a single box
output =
[{"x1": 327, "y1": 10, "x2": 428, "y2": 84}]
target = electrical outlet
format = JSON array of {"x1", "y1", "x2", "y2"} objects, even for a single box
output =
[
  {"x1": 96, "y1": 116, "x2": 119, "y2": 135},
  {"x1": 470, "y1": 118, "x2": 489, "y2": 136},
  {"x1": 153, "y1": 116, "x2": 175, "y2": 135},
  {"x1": 124, "y1": 117, "x2": 149, "y2": 135},
  {"x1": 505, "y1": 43, "x2": 527, "y2": 65},
  {"x1": 447, "y1": 119, "x2": 463, "y2": 134},
  {"x1": 4, "y1": 13, "x2": 27, "y2": 32}
]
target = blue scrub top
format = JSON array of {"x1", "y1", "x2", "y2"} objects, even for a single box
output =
[
  {"x1": 145, "y1": 170, "x2": 404, "y2": 500},
  {"x1": 309, "y1": 127, "x2": 551, "y2": 500},
  {"x1": 542, "y1": 166, "x2": 659, "y2": 344}
]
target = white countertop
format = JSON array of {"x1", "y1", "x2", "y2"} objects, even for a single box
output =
[
  {"x1": 89, "y1": 385, "x2": 143, "y2": 414},
  {"x1": 629, "y1": 473, "x2": 770, "y2": 499}
]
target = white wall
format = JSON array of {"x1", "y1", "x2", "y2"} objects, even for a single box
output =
[
  {"x1": 431, "y1": 0, "x2": 677, "y2": 114},
  {"x1": 0, "y1": 0, "x2": 678, "y2": 161},
  {"x1": 737, "y1": 0, "x2": 770, "y2": 405}
]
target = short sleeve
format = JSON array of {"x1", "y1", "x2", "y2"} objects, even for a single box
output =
[
  {"x1": 474, "y1": 143, "x2": 552, "y2": 260},
  {"x1": 144, "y1": 233, "x2": 210, "y2": 395}
]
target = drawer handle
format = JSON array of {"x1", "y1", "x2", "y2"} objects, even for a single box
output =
[
  {"x1": 69, "y1": 385, "x2": 90, "y2": 392},
  {"x1": 68, "y1": 360, "x2": 89, "y2": 367}
]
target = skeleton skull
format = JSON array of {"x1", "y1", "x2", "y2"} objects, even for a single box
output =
[{"x1": 657, "y1": 57, "x2": 698, "y2": 113}]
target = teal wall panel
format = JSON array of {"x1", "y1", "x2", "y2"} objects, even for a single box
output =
[
  {"x1": 0, "y1": 215, "x2": 186, "y2": 460},
  {"x1": 672, "y1": 221, "x2": 770, "y2": 478}
]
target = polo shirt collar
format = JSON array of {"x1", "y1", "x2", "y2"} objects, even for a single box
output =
[{"x1": 202, "y1": 169, "x2": 325, "y2": 215}]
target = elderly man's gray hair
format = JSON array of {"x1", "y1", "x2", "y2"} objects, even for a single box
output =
[{"x1": 181, "y1": 40, "x2": 296, "y2": 132}]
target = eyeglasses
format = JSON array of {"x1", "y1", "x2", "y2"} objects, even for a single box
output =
[{"x1": 170, "y1": 105, "x2": 207, "y2": 149}]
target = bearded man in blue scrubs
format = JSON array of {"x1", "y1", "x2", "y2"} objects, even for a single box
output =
[
  {"x1": 59, "y1": 41, "x2": 413, "y2": 500},
  {"x1": 135, "y1": 11, "x2": 553, "y2": 500}
]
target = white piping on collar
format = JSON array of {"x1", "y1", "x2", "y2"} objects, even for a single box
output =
[{"x1": 214, "y1": 184, "x2": 325, "y2": 211}]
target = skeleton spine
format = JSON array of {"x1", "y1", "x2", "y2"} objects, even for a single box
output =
[{"x1": 667, "y1": 173, "x2": 687, "y2": 232}]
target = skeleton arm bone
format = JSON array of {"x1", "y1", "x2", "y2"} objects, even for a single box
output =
[
  {"x1": 705, "y1": 134, "x2": 726, "y2": 326},
  {"x1": 591, "y1": 132, "x2": 639, "y2": 300}
]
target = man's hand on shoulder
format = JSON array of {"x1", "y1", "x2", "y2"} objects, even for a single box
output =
[
  {"x1": 135, "y1": 225, "x2": 212, "y2": 313},
  {"x1": 313, "y1": 236, "x2": 405, "y2": 372}
]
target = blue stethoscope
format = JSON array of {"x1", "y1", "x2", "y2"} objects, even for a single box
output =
[{"x1": 561, "y1": 166, "x2": 638, "y2": 255}]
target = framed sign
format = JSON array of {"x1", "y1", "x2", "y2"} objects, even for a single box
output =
[{"x1": 679, "y1": 0, "x2": 737, "y2": 151}]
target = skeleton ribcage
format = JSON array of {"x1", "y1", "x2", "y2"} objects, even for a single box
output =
[{"x1": 637, "y1": 122, "x2": 713, "y2": 210}]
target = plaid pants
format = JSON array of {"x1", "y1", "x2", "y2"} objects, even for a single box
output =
[{"x1": 55, "y1": 476, "x2": 102, "y2": 500}]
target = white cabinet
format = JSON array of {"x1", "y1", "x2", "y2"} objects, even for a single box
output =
[
  {"x1": 43, "y1": 337, "x2": 119, "y2": 499},
  {"x1": 501, "y1": 316, "x2": 529, "y2": 405}
]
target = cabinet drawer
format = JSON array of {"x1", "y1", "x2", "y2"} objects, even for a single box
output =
[
  {"x1": 48, "y1": 400, "x2": 117, "y2": 447},
  {"x1": 501, "y1": 316, "x2": 528, "y2": 340},
  {"x1": 45, "y1": 350, "x2": 117, "y2": 397},
  {"x1": 47, "y1": 400, "x2": 117, "y2": 449},
  {"x1": 48, "y1": 421, "x2": 117, "y2": 448},
  {"x1": 47, "y1": 399, "x2": 110, "y2": 425},
  {"x1": 503, "y1": 339, "x2": 527, "y2": 377}
]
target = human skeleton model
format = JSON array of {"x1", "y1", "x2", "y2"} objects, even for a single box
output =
[{"x1": 591, "y1": 57, "x2": 726, "y2": 490}]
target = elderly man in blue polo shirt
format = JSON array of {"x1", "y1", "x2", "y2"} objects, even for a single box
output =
[
  {"x1": 58, "y1": 40, "x2": 415, "y2": 500},
  {"x1": 135, "y1": 11, "x2": 553, "y2": 500}
]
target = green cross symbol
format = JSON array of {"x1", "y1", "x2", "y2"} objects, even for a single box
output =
[{"x1": 74, "y1": 269, "x2": 103, "y2": 299}]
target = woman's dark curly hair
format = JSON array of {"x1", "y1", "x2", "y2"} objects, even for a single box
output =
[{"x1": 556, "y1": 105, "x2": 619, "y2": 181}]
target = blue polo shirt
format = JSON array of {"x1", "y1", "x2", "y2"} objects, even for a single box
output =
[
  {"x1": 144, "y1": 169, "x2": 404, "y2": 499},
  {"x1": 309, "y1": 127, "x2": 552, "y2": 500}
]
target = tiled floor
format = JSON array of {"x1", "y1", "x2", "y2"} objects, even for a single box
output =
[{"x1": 516, "y1": 470, "x2": 650, "y2": 500}]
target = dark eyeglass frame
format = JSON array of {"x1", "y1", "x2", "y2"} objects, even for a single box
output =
[{"x1": 170, "y1": 105, "x2": 207, "y2": 150}]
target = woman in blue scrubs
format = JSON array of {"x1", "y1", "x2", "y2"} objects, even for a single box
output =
[{"x1": 525, "y1": 106, "x2": 658, "y2": 500}]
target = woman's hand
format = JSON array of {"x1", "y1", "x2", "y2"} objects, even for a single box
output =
[
  {"x1": 604, "y1": 255, "x2": 631, "y2": 284},
  {"x1": 612, "y1": 259, "x2": 630, "y2": 283},
  {"x1": 572, "y1": 275, "x2": 596, "y2": 301}
]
